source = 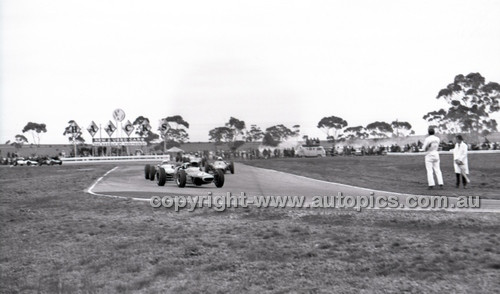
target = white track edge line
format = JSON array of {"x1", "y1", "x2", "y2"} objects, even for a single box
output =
[{"x1": 85, "y1": 166, "x2": 149, "y2": 202}]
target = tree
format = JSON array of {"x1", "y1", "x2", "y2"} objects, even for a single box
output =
[
  {"x1": 317, "y1": 116, "x2": 348, "y2": 142},
  {"x1": 423, "y1": 73, "x2": 500, "y2": 136},
  {"x1": 366, "y1": 121, "x2": 393, "y2": 139},
  {"x1": 292, "y1": 125, "x2": 301, "y2": 139},
  {"x1": 158, "y1": 115, "x2": 190, "y2": 151},
  {"x1": 226, "y1": 117, "x2": 246, "y2": 142},
  {"x1": 343, "y1": 126, "x2": 368, "y2": 140},
  {"x1": 208, "y1": 127, "x2": 234, "y2": 144},
  {"x1": 12, "y1": 134, "x2": 28, "y2": 150},
  {"x1": 164, "y1": 115, "x2": 190, "y2": 143},
  {"x1": 391, "y1": 120, "x2": 415, "y2": 137},
  {"x1": 22, "y1": 122, "x2": 47, "y2": 147},
  {"x1": 246, "y1": 124, "x2": 264, "y2": 142},
  {"x1": 262, "y1": 132, "x2": 279, "y2": 147},
  {"x1": 265, "y1": 124, "x2": 295, "y2": 142},
  {"x1": 209, "y1": 117, "x2": 247, "y2": 151}
]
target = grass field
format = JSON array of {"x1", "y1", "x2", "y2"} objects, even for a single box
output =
[
  {"x1": 242, "y1": 153, "x2": 500, "y2": 199},
  {"x1": 1, "y1": 163, "x2": 500, "y2": 293}
]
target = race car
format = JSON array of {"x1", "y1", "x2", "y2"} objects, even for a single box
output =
[
  {"x1": 144, "y1": 161, "x2": 177, "y2": 186},
  {"x1": 169, "y1": 160, "x2": 224, "y2": 188},
  {"x1": 12, "y1": 158, "x2": 39, "y2": 166},
  {"x1": 39, "y1": 156, "x2": 63, "y2": 166},
  {"x1": 204, "y1": 157, "x2": 234, "y2": 174}
]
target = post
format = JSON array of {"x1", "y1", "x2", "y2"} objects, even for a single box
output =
[{"x1": 72, "y1": 126, "x2": 77, "y2": 157}]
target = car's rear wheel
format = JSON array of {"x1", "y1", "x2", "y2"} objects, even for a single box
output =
[
  {"x1": 145, "y1": 164, "x2": 150, "y2": 179},
  {"x1": 214, "y1": 169, "x2": 225, "y2": 188},
  {"x1": 27, "y1": 161, "x2": 31, "y2": 166},
  {"x1": 229, "y1": 161, "x2": 234, "y2": 174},
  {"x1": 157, "y1": 168, "x2": 167, "y2": 186},
  {"x1": 176, "y1": 170, "x2": 187, "y2": 188},
  {"x1": 149, "y1": 165, "x2": 156, "y2": 181}
]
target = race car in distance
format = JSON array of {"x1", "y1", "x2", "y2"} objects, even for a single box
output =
[
  {"x1": 39, "y1": 156, "x2": 63, "y2": 166},
  {"x1": 205, "y1": 157, "x2": 234, "y2": 174},
  {"x1": 144, "y1": 161, "x2": 177, "y2": 186},
  {"x1": 12, "y1": 158, "x2": 39, "y2": 166},
  {"x1": 169, "y1": 160, "x2": 224, "y2": 188}
]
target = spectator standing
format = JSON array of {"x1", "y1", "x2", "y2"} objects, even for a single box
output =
[
  {"x1": 452, "y1": 135, "x2": 469, "y2": 189},
  {"x1": 422, "y1": 127, "x2": 444, "y2": 190}
]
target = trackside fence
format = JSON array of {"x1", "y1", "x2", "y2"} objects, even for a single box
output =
[{"x1": 61, "y1": 155, "x2": 171, "y2": 163}]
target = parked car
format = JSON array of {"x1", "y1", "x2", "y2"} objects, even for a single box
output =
[{"x1": 296, "y1": 146, "x2": 326, "y2": 157}]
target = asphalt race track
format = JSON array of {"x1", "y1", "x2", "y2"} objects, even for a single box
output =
[{"x1": 89, "y1": 163, "x2": 500, "y2": 213}]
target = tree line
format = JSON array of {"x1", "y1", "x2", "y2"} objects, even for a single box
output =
[{"x1": 5, "y1": 72, "x2": 499, "y2": 151}]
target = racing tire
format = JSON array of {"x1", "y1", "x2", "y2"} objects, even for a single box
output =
[
  {"x1": 59, "y1": 162, "x2": 63, "y2": 165},
  {"x1": 214, "y1": 169, "x2": 225, "y2": 188},
  {"x1": 157, "y1": 168, "x2": 167, "y2": 186},
  {"x1": 13, "y1": 161, "x2": 17, "y2": 166},
  {"x1": 149, "y1": 165, "x2": 156, "y2": 181},
  {"x1": 145, "y1": 164, "x2": 150, "y2": 179},
  {"x1": 229, "y1": 161, "x2": 234, "y2": 174},
  {"x1": 176, "y1": 170, "x2": 187, "y2": 188},
  {"x1": 27, "y1": 161, "x2": 31, "y2": 166}
]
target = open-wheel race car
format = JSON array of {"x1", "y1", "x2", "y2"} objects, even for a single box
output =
[
  {"x1": 144, "y1": 161, "x2": 177, "y2": 186},
  {"x1": 204, "y1": 157, "x2": 234, "y2": 174},
  {"x1": 39, "y1": 156, "x2": 63, "y2": 166},
  {"x1": 12, "y1": 158, "x2": 39, "y2": 166},
  {"x1": 173, "y1": 160, "x2": 225, "y2": 188}
]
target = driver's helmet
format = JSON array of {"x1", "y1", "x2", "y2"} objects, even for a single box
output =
[
  {"x1": 195, "y1": 152, "x2": 199, "y2": 157},
  {"x1": 217, "y1": 157, "x2": 223, "y2": 161}
]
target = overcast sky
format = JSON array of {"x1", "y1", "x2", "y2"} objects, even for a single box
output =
[{"x1": 1, "y1": 0, "x2": 500, "y2": 144}]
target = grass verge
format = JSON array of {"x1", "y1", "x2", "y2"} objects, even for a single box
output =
[{"x1": 241, "y1": 154, "x2": 500, "y2": 198}]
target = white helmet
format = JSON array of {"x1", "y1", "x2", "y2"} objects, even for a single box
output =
[{"x1": 217, "y1": 157, "x2": 223, "y2": 161}]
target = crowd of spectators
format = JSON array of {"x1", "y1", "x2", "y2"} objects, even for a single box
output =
[{"x1": 3, "y1": 139, "x2": 499, "y2": 164}]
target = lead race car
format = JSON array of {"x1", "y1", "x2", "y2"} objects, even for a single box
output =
[
  {"x1": 167, "y1": 160, "x2": 224, "y2": 188},
  {"x1": 205, "y1": 157, "x2": 234, "y2": 174},
  {"x1": 144, "y1": 161, "x2": 177, "y2": 186}
]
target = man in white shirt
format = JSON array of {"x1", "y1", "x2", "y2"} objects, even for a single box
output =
[
  {"x1": 422, "y1": 127, "x2": 444, "y2": 189},
  {"x1": 452, "y1": 135, "x2": 469, "y2": 188}
]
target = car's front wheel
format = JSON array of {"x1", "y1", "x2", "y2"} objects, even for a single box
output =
[
  {"x1": 176, "y1": 170, "x2": 187, "y2": 188},
  {"x1": 214, "y1": 169, "x2": 225, "y2": 188},
  {"x1": 157, "y1": 168, "x2": 167, "y2": 186}
]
